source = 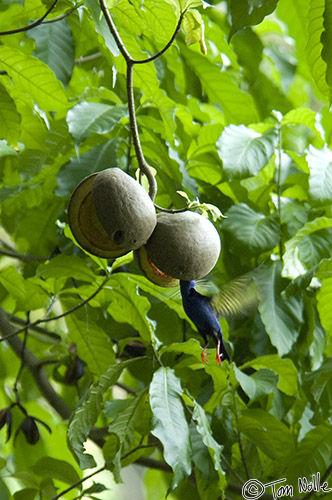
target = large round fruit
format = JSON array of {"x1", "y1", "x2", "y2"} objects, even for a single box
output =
[
  {"x1": 92, "y1": 168, "x2": 157, "y2": 251},
  {"x1": 136, "y1": 211, "x2": 221, "y2": 286},
  {"x1": 68, "y1": 168, "x2": 157, "y2": 258}
]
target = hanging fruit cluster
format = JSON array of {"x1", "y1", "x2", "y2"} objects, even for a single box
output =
[{"x1": 68, "y1": 168, "x2": 221, "y2": 287}]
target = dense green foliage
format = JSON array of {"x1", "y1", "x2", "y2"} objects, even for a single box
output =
[{"x1": 1, "y1": 1, "x2": 332, "y2": 499}]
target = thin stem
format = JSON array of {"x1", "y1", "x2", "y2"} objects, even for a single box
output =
[
  {"x1": 275, "y1": 120, "x2": 283, "y2": 260},
  {"x1": 0, "y1": 0, "x2": 58, "y2": 35},
  {"x1": 126, "y1": 61, "x2": 157, "y2": 200},
  {"x1": 232, "y1": 387, "x2": 250, "y2": 480},
  {"x1": 51, "y1": 465, "x2": 106, "y2": 500},
  {"x1": 41, "y1": 2, "x2": 83, "y2": 24},
  {"x1": 0, "y1": 248, "x2": 48, "y2": 262},
  {"x1": 99, "y1": 0, "x2": 132, "y2": 62},
  {"x1": 131, "y1": 12, "x2": 185, "y2": 65},
  {"x1": 0, "y1": 277, "x2": 109, "y2": 342}
]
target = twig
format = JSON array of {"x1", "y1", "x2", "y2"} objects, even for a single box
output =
[
  {"x1": 41, "y1": 2, "x2": 83, "y2": 25},
  {"x1": 10, "y1": 316, "x2": 61, "y2": 341},
  {"x1": 0, "y1": 248, "x2": 48, "y2": 262},
  {"x1": 0, "y1": 0, "x2": 58, "y2": 35},
  {"x1": 99, "y1": 0, "x2": 184, "y2": 202},
  {"x1": 0, "y1": 306, "x2": 72, "y2": 420},
  {"x1": 0, "y1": 276, "x2": 109, "y2": 342},
  {"x1": 232, "y1": 387, "x2": 250, "y2": 480}
]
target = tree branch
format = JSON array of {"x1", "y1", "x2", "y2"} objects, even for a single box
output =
[
  {"x1": 0, "y1": 306, "x2": 71, "y2": 420},
  {"x1": 0, "y1": 0, "x2": 59, "y2": 36},
  {"x1": 1, "y1": 276, "x2": 109, "y2": 342}
]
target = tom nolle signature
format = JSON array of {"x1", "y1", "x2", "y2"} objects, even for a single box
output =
[{"x1": 242, "y1": 473, "x2": 331, "y2": 499}]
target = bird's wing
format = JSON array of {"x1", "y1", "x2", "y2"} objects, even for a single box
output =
[{"x1": 210, "y1": 271, "x2": 258, "y2": 319}]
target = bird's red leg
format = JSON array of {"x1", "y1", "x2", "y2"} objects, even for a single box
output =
[
  {"x1": 216, "y1": 340, "x2": 222, "y2": 367},
  {"x1": 201, "y1": 343, "x2": 210, "y2": 364}
]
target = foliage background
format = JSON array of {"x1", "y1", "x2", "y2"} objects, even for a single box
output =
[{"x1": 1, "y1": 0, "x2": 332, "y2": 499}]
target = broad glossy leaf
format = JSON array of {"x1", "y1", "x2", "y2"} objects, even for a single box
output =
[
  {"x1": 317, "y1": 259, "x2": 332, "y2": 339},
  {"x1": 305, "y1": 0, "x2": 331, "y2": 98},
  {"x1": 150, "y1": 367, "x2": 191, "y2": 488},
  {"x1": 192, "y1": 402, "x2": 226, "y2": 490},
  {"x1": 56, "y1": 139, "x2": 120, "y2": 196},
  {"x1": 306, "y1": 145, "x2": 332, "y2": 202},
  {"x1": 240, "y1": 355, "x2": 298, "y2": 396},
  {"x1": 283, "y1": 217, "x2": 332, "y2": 278},
  {"x1": 217, "y1": 125, "x2": 277, "y2": 179},
  {"x1": 0, "y1": 266, "x2": 49, "y2": 313},
  {"x1": 38, "y1": 255, "x2": 97, "y2": 283},
  {"x1": 31, "y1": 457, "x2": 81, "y2": 486},
  {"x1": 0, "y1": 140, "x2": 18, "y2": 158},
  {"x1": 67, "y1": 359, "x2": 136, "y2": 468},
  {"x1": 222, "y1": 203, "x2": 280, "y2": 255},
  {"x1": 234, "y1": 366, "x2": 278, "y2": 401},
  {"x1": 97, "y1": 275, "x2": 155, "y2": 344},
  {"x1": 229, "y1": 0, "x2": 279, "y2": 40},
  {"x1": 282, "y1": 108, "x2": 324, "y2": 144},
  {"x1": 238, "y1": 408, "x2": 295, "y2": 461},
  {"x1": 67, "y1": 102, "x2": 128, "y2": 143},
  {"x1": 85, "y1": 0, "x2": 120, "y2": 57},
  {"x1": 0, "y1": 46, "x2": 68, "y2": 111},
  {"x1": 27, "y1": 19, "x2": 75, "y2": 87},
  {"x1": 285, "y1": 423, "x2": 332, "y2": 484},
  {"x1": 139, "y1": 1, "x2": 177, "y2": 44},
  {"x1": 61, "y1": 297, "x2": 116, "y2": 376},
  {"x1": 321, "y1": 0, "x2": 332, "y2": 89},
  {"x1": 255, "y1": 262, "x2": 303, "y2": 356},
  {"x1": 0, "y1": 83, "x2": 21, "y2": 144},
  {"x1": 182, "y1": 47, "x2": 259, "y2": 125}
]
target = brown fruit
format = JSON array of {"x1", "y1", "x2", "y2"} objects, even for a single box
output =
[
  {"x1": 136, "y1": 211, "x2": 221, "y2": 286},
  {"x1": 68, "y1": 168, "x2": 157, "y2": 258},
  {"x1": 68, "y1": 173, "x2": 126, "y2": 258},
  {"x1": 92, "y1": 168, "x2": 156, "y2": 251}
]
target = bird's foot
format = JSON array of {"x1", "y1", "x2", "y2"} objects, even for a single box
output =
[{"x1": 201, "y1": 344, "x2": 210, "y2": 364}]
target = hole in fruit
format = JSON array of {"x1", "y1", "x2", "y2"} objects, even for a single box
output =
[{"x1": 113, "y1": 230, "x2": 124, "y2": 245}]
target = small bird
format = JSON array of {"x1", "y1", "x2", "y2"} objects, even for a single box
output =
[{"x1": 180, "y1": 272, "x2": 257, "y2": 366}]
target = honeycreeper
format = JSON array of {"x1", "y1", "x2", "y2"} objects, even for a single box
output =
[{"x1": 180, "y1": 272, "x2": 257, "y2": 366}]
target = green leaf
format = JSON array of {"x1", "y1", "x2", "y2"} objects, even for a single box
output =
[
  {"x1": 285, "y1": 423, "x2": 332, "y2": 484},
  {"x1": 61, "y1": 297, "x2": 116, "y2": 376},
  {"x1": 0, "y1": 83, "x2": 21, "y2": 144},
  {"x1": 282, "y1": 108, "x2": 324, "y2": 144},
  {"x1": 182, "y1": 47, "x2": 259, "y2": 125},
  {"x1": 67, "y1": 359, "x2": 137, "y2": 469},
  {"x1": 0, "y1": 46, "x2": 68, "y2": 111},
  {"x1": 238, "y1": 408, "x2": 295, "y2": 461},
  {"x1": 229, "y1": 0, "x2": 279, "y2": 40},
  {"x1": 66, "y1": 102, "x2": 128, "y2": 143},
  {"x1": 321, "y1": 0, "x2": 332, "y2": 89},
  {"x1": 56, "y1": 139, "x2": 120, "y2": 196},
  {"x1": 283, "y1": 217, "x2": 332, "y2": 278},
  {"x1": 192, "y1": 402, "x2": 226, "y2": 490},
  {"x1": 38, "y1": 255, "x2": 97, "y2": 283},
  {"x1": 150, "y1": 367, "x2": 191, "y2": 488},
  {"x1": 0, "y1": 140, "x2": 18, "y2": 158},
  {"x1": 0, "y1": 266, "x2": 49, "y2": 313},
  {"x1": 183, "y1": 10, "x2": 206, "y2": 54},
  {"x1": 98, "y1": 274, "x2": 155, "y2": 345},
  {"x1": 305, "y1": 0, "x2": 331, "y2": 98},
  {"x1": 222, "y1": 203, "x2": 280, "y2": 254},
  {"x1": 30, "y1": 457, "x2": 81, "y2": 487},
  {"x1": 317, "y1": 259, "x2": 332, "y2": 338},
  {"x1": 27, "y1": 19, "x2": 75, "y2": 86},
  {"x1": 13, "y1": 489, "x2": 38, "y2": 500},
  {"x1": 240, "y1": 355, "x2": 298, "y2": 396},
  {"x1": 234, "y1": 366, "x2": 278, "y2": 401},
  {"x1": 255, "y1": 262, "x2": 303, "y2": 356},
  {"x1": 104, "y1": 391, "x2": 148, "y2": 481},
  {"x1": 85, "y1": 0, "x2": 120, "y2": 57},
  {"x1": 306, "y1": 145, "x2": 332, "y2": 202},
  {"x1": 217, "y1": 125, "x2": 277, "y2": 179}
]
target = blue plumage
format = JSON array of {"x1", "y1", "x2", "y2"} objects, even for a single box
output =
[{"x1": 180, "y1": 280, "x2": 230, "y2": 365}]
